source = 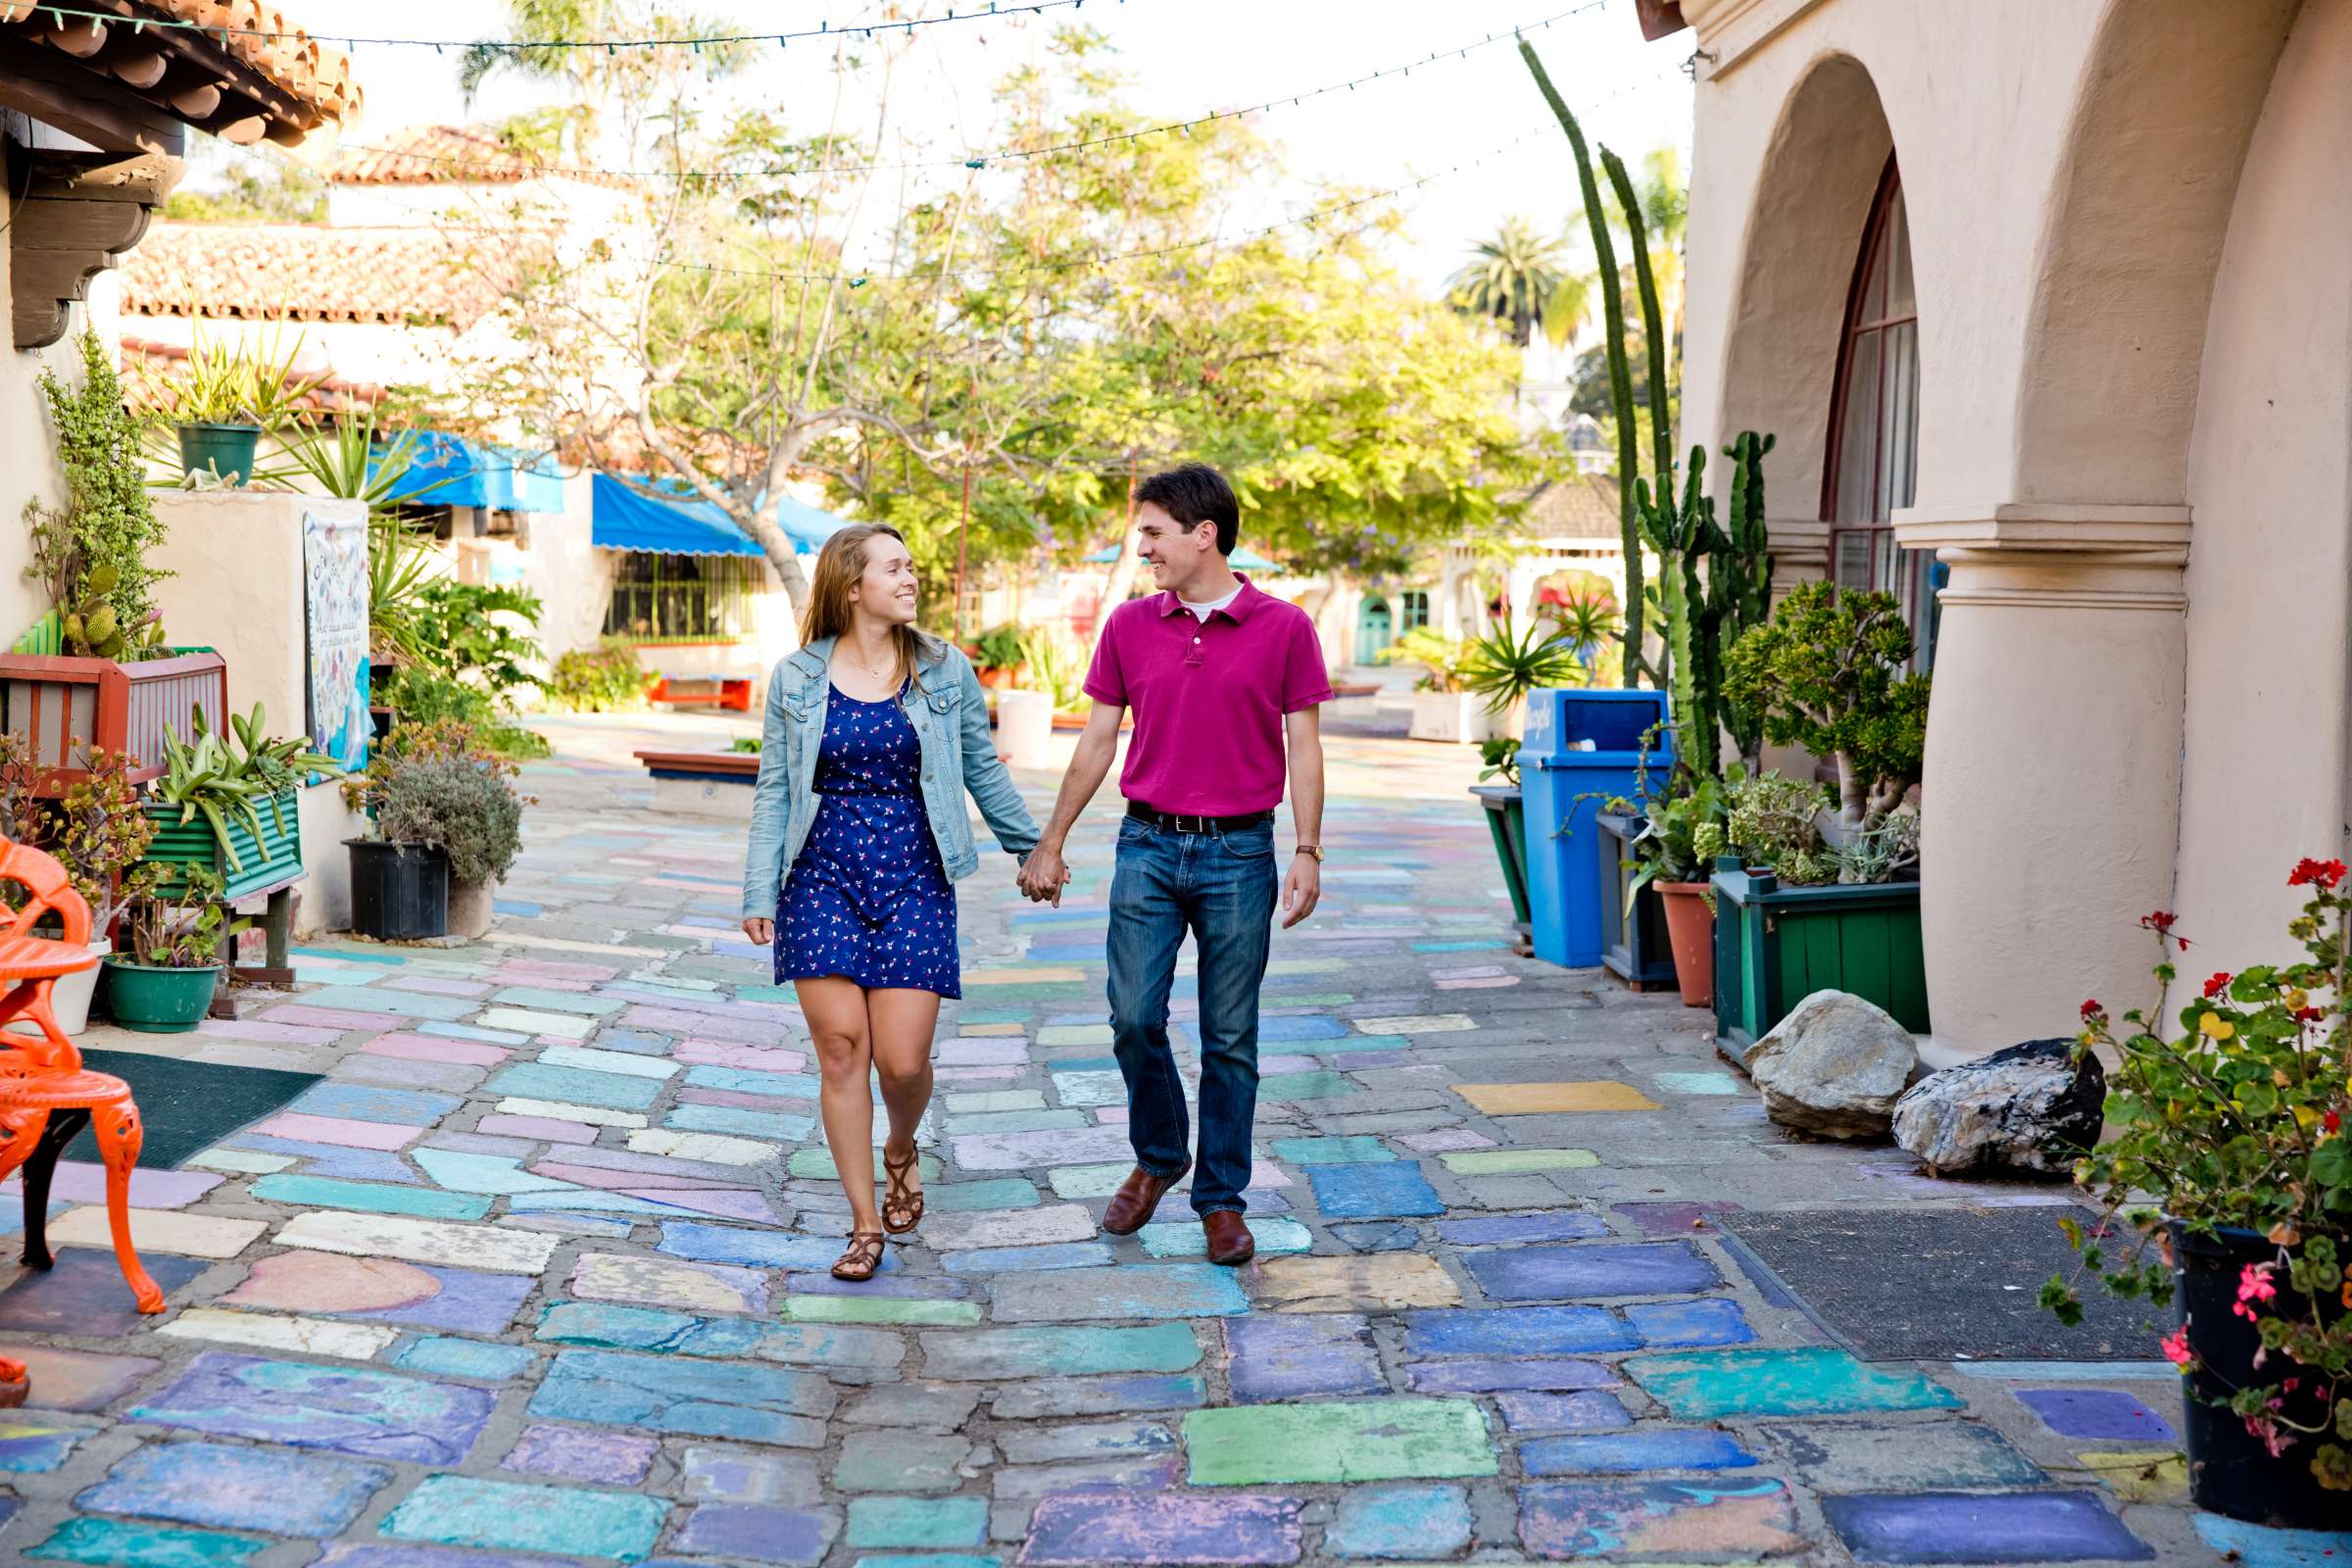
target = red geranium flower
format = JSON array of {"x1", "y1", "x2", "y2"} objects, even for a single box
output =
[
  {"x1": 2296, "y1": 1006, "x2": 2327, "y2": 1024},
  {"x1": 2140, "y1": 910, "x2": 2178, "y2": 933},
  {"x1": 2287, "y1": 858, "x2": 2347, "y2": 889},
  {"x1": 2326, "y1": 1110, "x2": 2342, "y2": 1135},
  {"x1": 2203, "y1": 972, "x2": 2232, "y2": 999},
  {"x1": 2080, "y1": 999, "x2": 2103, "y2": 1020}
]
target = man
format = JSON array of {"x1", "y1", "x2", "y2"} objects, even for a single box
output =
[{"x1": 1018, "y1": 463, "x2": 1330, "y2": 1264}]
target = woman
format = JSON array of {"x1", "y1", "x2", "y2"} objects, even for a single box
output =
[{"x1": 741, "y1": 525, "x2": 1041, "y2": 1281}]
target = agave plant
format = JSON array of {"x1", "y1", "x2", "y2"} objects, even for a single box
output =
[
  {"x1": 159, "y1": 704, "x2": 345, "y2": 869},
  {"x1": 1461, "y1": 612, "x2": 1587, "y2": 716}
]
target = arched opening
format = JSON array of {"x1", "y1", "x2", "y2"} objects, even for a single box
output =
[{"x1": 1354, "y1": 597, "x2": 1394, "y2": 665}]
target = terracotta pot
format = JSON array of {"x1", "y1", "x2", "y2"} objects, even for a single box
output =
[
  {"x1": 1653, "y1": 880, "x2": 1715, "y2": 1008},
  {"x1": 978, "y1": 666, "x2": 1020, "y2": 690}
]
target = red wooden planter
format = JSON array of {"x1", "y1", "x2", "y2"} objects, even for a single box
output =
[{"x1": 0, "y1": 650, "x2": 228, "y2": 793}]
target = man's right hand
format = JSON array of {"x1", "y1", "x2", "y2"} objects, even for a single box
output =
[
  {"x1": 1019, "y1": 846, "x2": 1069, "y2": 906},
  {"x1": 742, "y1": 917, "x2": 774, "y2": 945}
]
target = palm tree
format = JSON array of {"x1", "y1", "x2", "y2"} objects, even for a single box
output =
[{"x1": 1447, "y1": 218, "x2": 1593, "y2": 350}]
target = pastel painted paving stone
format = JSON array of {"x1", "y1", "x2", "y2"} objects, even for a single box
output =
[
  {"x1": 0, "y1": 1418, "x2": 83, "y2": 1471},
  {"x1": 486, "y1": 1062, "x2": 661, "y2": 1109},
  {"x1": 1019, "y1": 1491, "x2": 1302, "y2": 1566},
  {"x1": 1225, "y1": 1313, "x2": 1387, "y2": 1402},
  {"x1": 1518, "y1": 1478, "x2": 1803, "y2": 1559},
  {"x1": 252, "y1": 1112, "x2": 419, "y2": 1152},
  {"x1": 571, "y1": 1251, "x2": 767, "y2": 1315},
  {"x1": 274, "y1": 1210, "x2": 560, "y2": 1274},
  {"x1": 929, "y1": 1178, "x2": 1043, "y2": 1212},
  {"x1": 535, "y1": 1300, "x2": 763, "y2": 1358},
  {"x1": 848, "y1": 1495, "x2": 989, "y2": 1549},
  {"x1": 988, "y1": 1263, "x2": 1249, "y2": 1321},
  {"x1": 1408, "y1": 1358, "x2": 1615, "y2": 1395},
  {"x1": 503, "y1": 1423, "x2": 660, "y2": 1485},
  {"x1": 249, "y1": 1175, "x2": 491, "y2": 1222},
  {"x1": 477, "y1": 1007, "x2": 601, "y2": 1040},
  {"x1": 784, "y1": 1295, "x2": 981, "y2": 1328},
  {"x1": 1404, "y1": 1305, "x2": 1638, "y2": 1357},
  {"x1": 661, "y1": 1224, "x2": 898, "y2": 1275},
  {"x1": 44, "y1": 1207, "x2": 265, "y2": 1259},
  {"x1": 412, "y1": 1150, "x2": 578, "y2": 1195},
  {"x1": 290, "y1": 1082, "x2": 464, "y2": 1123},
  {"x1": 1141, "y1": 1216, "x2": 1311, "y2": 1258},
  {"x1": 1253, "y1": 1253, "x2": 1461, "y2": 1313},
  {"x1": 530, "y1": 1348, "x2": 833, "y2": 1446},
  {"x1": 15, "y1": 1346, "x2": 162, "y2": 1411},
  {"x1": 378, "y1": 1475, "x2": 670, "y2": 1562},
  {"x1": 1628, "y1": 1348, "x2": 1964, "y2": 1419},
  {"x1": 1184, "y1": 1398, "x2": 1496, "y2": 1485},
  {"x1": 1325, "y1": 1484, "x2": 1473, "y2": 1561},
  {"x1": 2013, "y1": 1387, "x2": 2178, "y2": 1442},
  {"x1": 1270, "y1": 1136, "x2": 1395, "y2": 1165},
  {"x1": 993, "y1": 1373, "x2": 1208, "y2": 1419},
  {"x1": 834, "y1": 1431, "x2": 977, "y2": 1493},
  {"x1": 676, "y1": 1505, "x2": 841, "y2": 1565},
  {"x1": 1355, "y1": 1013, "x2": 1477, "y2": 1034},
  {"x1": 1329, "y1": 1221, "x2": 1424, "y2": 1253},
  {"x1": 1821, "y1": 1490, "x2": 2154, "y2": 1564},
  {"x1": 224, "y1": 1253, "x2": 534, "y2": 1335},
  {"x1": 921, "y1": 1323, "x2": 1202, "y2": 1381},
  {"x1": 1258, "y1": 1070, "x2": 1361, "y2": 1101},
  {"x1": 76, "y1": 1438, "x2": 391, "y2": 1536},
  {"x1": 944, "y1": 1241, "x2": 1113, "y2": 1274},
  {"x1": 1654, "y1": 1070, "x2": 1743, "y2": 1096},
  {"x1": 1308, "y1": 1163, "x2": 1444, "y2": 1219},
  {"x1": 1521, "y1": 1429, "x2": 1758, "y2": 1475},
  {"x1": 1496, "y1": 1391, "x2": 1633, "y2": 1433},
  {"x1": 130, "y1": 1352, "x2": 495, "y2": 1464},
  {"x1": 1454, "y1": 1081, "x2": 1661, "y2": 1114},
  {"x1": 760, "y1": 1322, "x2": 909, "y2": 1371},
  {"x1": 1626, "y1": 1298, "x2": 1754, "y2": 1348},
  {"x1": 2193, "y1": 1514, "x2": 2352, "y2": 1568},
  {"x1": 392, "y1": 1337, "x2": 536, "y2": 1380},
  {"x1": 156, "y1": 1308, "x2": 398, "y2": 1361},
  {"x1": 25, "y1": 1518, "x2": 269, "y2": 1568},
  {"x1": 1437, "y1": 1212, "x2": 1612, "y2": 1246},
  {"x1": 921, "y1": 1202, "x2": 1097, "y2": 1252},
  {"x1": 1438, "y1": 1149, "x2": 1599, "y2": 1175},
  {"x1": 2074, "y1": 1450, "x2": 2187, "y2": 1503},
  {"x1": 1758, "y1": 1421, "x2": 2046, "y2": 1491},
  {"x1": 1465, "y1": 1242, "x2": 1722, "y2": 1301}
]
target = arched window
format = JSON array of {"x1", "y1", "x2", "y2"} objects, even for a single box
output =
[{"x1": 1823, "y1": 159, "x2": 1936, "y2": 666}]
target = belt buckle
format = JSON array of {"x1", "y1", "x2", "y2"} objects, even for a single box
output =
[{"x1": 1173, "y1": 812, "x2": 1205, "y2": 835}]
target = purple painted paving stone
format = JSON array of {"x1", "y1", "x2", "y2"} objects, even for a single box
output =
[
  {"x1": 1465, "y1": 1242, "x2": 1723, "y2": 1301},
  {"x1": 1822, "y1": 1490, "x2": 2154, "y2": 1564},
  {"x1": 1327, "y1": 1222, "x2": 1422, "y2": 1253},
  {"x1": 13, "y1": 1346, "x2": 161, "y2": 1412},
  {"x1": 130, "y1": 1351, "x2": 495, "y2": 1464},
  {"x1": 1404, "y1": 1305, "x2": 1639, "y2": 1356},
  {"x1": 1626, "y1": 1298, "x2": 1754, "y2": 1348},
  {"x1": 1518, "y1": 1478, "x2": 1803, "y2": 1558},
  {"x1": 1225, "y1": 1314, "x2": 1387, "y2": 1403},
  {"x1": 1611, "y1": 1200, "x2": 1743, "y2": 1237},
  {"x1": 1408, "y1": 1357, "x2": 1616, "y2": 1395},
  {"x1": 1495, "y1": 1391, "x2": 1633, "y2": 1433},
  {"x1": 2013, "y1": 1388, "x2": 2177, "y2": 1442},
  {"x1": 502, "y1": 1423, "x2": 660, "y2": 1484},
  {"x1": 1438, "y1": 1212, "x2": 1613, "y2": 1246},
  {"x1": 1020, "y1": 1491, "x2": 1302, "y2": 1566},
  {"x1": 1521, "y1": 1429, "x2": 1759, "y2": 1474},
  {"x1": 0, "y1": 1250, "x2": 208, "y2": 1335},
  {"x1": 76, "y1": 1438, "x2": 392, "y2": 1535},
  {"x1": 223, "y1": 1253, "x2": 535, "y2": 1336},
  {"x1": 679, "y1": 1446, "x2": 825, "y2": 1506},
  {"x1": 674, "y1": 1504, "x2": 841, "y2": 1565}
]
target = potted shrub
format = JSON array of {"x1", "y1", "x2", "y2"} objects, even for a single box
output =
[
  {"x1": 347, "y1": 720, "x2": 527, "y2": 941},
  {"x1": 147, "y1": 327, "x2": 318, "y2": 487},
  {"x1": 144, "y1": 704, "x2": 340, "y2": 902},
  {"x1": 0, "y1": 740, "x2": 165, "y2": 1035},
  {"x1": 974, "y1": 624, "x2": 1025, "y2": 690},
  {"x1": 2046, "y1": 862, "x2": 2352, "y2": 1524},
  {"x1": 103, "y1": 867, "x2": 228, "y2": 1033},
  {"x1": 1624, "y1": 766, "x2": 1732, "y2": 1008},
  {"x1": 1381, "y1": 627, "x2": 1490, "y2": 744},
  {"x1": 1460, "y1": 611, "x2": 1585, "y2": 741}
]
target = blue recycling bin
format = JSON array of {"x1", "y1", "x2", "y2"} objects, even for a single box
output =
[{"x1": 1519, "y1": 688, "x2": 1674, "y2": 968}]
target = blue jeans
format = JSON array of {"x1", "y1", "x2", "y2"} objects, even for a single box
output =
[{"x1": 1105, "y1": 815, "x2": 1278, "y2": 1215}]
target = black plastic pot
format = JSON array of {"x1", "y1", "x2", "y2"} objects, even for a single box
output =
[
  {"x1": 347, "y1": 840, "x2": 450, "y2": 941},
  {"x1": 2173, "y1": 1221, "x2": 2347, "y2": 1527}
]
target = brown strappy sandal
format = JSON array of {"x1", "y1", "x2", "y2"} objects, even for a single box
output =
[
  {"x1": 831, "y1": 1229, "x2": 887, "y2": 1282},
  {"x1": 882, "y1": 1143, "x2": 925, "y2": 1235}
]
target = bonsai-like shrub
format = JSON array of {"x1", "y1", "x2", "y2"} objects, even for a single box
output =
[
  {"x1": 1726, "y1": 770, "x2": 1835, "y2": 887},
  {"x1": 1722, "y1": 581, "x2": 1928, "y2": 831},
  {"x1": 375, "y1": 757, "x2": 524, "y2": 888}
]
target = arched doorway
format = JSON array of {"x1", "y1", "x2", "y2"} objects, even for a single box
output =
[{"x1": 1355, "y1": 598, "x2": 1394, "y2": 665}]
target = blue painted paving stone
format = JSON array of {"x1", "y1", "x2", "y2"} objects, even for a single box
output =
[
  {"x1": 847, "y1": 1495, "x2": 990, "y2": 1549},
  {"x1": 1495, "y1": 1391, "x2": 1633, "y2": 1433},
  {"x1": 1308, "y1": 1163, "x2": 1445, "y2": 1219},
  {"x1": 995, "y1": 1420, "x2": 1178, "y2": 1465},
  {"x1": 1627, "y1": 1348, "x2": 1965, "y2": 1419},
  {"x1": 485, "y1": 1062, "x2": 663, "y2": 1111},
  {"x1": 248, "y1": 1175, "x2": 491, "y2": 1221},
  {"x1": 1756, "y1": 1421, "x2": 2046, "y2": 1490},
  {"x1": 1464, "y1": 1242, "x2": 1723, "y2": 1300},
  {"x1": 986, "y1": 1263, "x2": 1250, "y2": 1321},
  {"x1": 536, "y1": 1300, "x2": 767, "y2": 1357},
  {"x1": 225, "y1": 1139, "x2": 425, "y2": 1184},
  {"x1": 341, "y1": 1265, "x2": 539, "y2": 1334},
  {"x1": 289, "y1": 1083, "x2": 465, "y2": 1123},
  {"x1": 1518, "y1": 1478, "x2": 1803, "y2": 1557},
  {"x1": 1821, "y1": 1490, "x2": 2154, "y2": 1564},
  {"x1": 391, "y1": 1337, "x2": 537, "y2": 1380},
  {"x1": 1436, "y1": 1212, "x2": 1612, "y2": 1246},
  {"x1": 835, "y1": 1431, "x2": 977, "y2": 1493},
  {"x1": 1019, "y1": 1491, "x2": 1302, "y2": 1565},
  {"x1": 1625, "y1": 1298, "x2": 1755, "y2": 1348},
  {"x1": 1270, "y1": 1136, "x2": 1396, "y2": 1165},
  {"x1": 1521, "y1": 1429, "x2": 1759, "y2": 1475},
  {"x1": 76, "y1": 1439, "x2": 392, "y2": 1536},
  {"x1": 130, "y1": 1353, "x2": 495, "y2": 1464},
  {"x1": 679, "y1": 1446, "x2": 825, "y2": 1505},
  {"x1": 1225, "y1": 1313, "x2": 1388, "y2": 1402},
  {"x1": 0, "y1": 1419, "x2": 84, "y2": 1471},
  {"x1": 530, "y1": 1348, "x2": 835, "y2": 1446},
  {"x1": 378, "y1": 1475, "x2": 671, "y2": 1561},
  {"x1": 26, "y1": 1518, "x2": 269, "y2": 1568},
  {"x1": 927, "y1": 1178, "x2": 1044, "y2": 1212},
  {"x1": 674, "y1": 1504, "x2": 841, "y2": 1565},
  {"x1": 1404, "y1": 1305, "x2": 1640, "y2": 1357},
  {"x1": 2012, "y1": 1387, "x2": 2178, "y2": 1442},
  {"x1": 1139, "y1": 1216, "x2": 1312, "y2": 1258},
  {"x1": 660, "y1": 1223, "x2": 897, "y2": 1273},
  {"x1": 1325, "y1": 1484, "x2": 1474, "y2": 1560},
  {"x1": 2193, "y1": 1515, "x2": 2352, "y2": 1568},
  {"x1": 1408, "y1": 1357, "x2": 1617, "y2": 1395},
  {"x1": 991, "y1": 1373, "x2": 1209, "y2": 1419},
  {"x1": 1328, "y1": 1221, "x2": 1425, "y2": 1252},
  {"x1": 944, "y1": 1242, "x2": 1116, "y2": 1274},
  {"x1": 0, "y1": 1250, "x2": 208, "y2": 1335}
]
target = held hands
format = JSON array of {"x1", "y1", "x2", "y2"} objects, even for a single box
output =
[
  {"x1": 741, "y1": 917, "x2": 775, "y2": 946},
  {"x1": 1017, "y1": 846, "x2": 1071, "y2": 907},
  {"x1": 1281, "y1": 852, "x2": 1321, "y2": 929}
]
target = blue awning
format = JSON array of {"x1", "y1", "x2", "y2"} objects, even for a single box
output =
[
  {"x1": 592, "y1": 473, "x2": 765, "y2": 558},
  {"x1": 384, "y1": 431, "x2": 566, "y2": 514},
  {"x1": 1083, "y1": 544, "x2": 1279, "y2": 570},
  {"x1": 777, "y1": 492, "x2": 853, "y2": 551}
]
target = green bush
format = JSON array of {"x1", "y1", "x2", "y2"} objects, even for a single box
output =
[
  {"x1": 547, "y1": 644, "x2": 651, "y2": 711},
  {"x1": 375, "y1": 756, "x2": 525, "y2": 886},
  {"x1": 974, "y1": 624, "x2": 1024, "y2": 671}
]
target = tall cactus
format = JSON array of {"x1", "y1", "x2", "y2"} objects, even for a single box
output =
[
  {"x1": 1601, "y1": 149, "x2": 1676, "y2": 523},
  {"x1": 1520, "y1": 40, "x2": 1643, "y2": 684},
  {"x1": 1636, "y1": 446, "x2": 1719, "y2": 780},
  {"x1": 1715, "y1": 431, "x2": 1777, "y2": 767}
]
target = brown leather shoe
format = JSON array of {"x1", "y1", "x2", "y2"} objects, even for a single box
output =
[
  {"x1": 1201, "y1": 1210, "x2": 1255, "y2": 1265},
  {"x1": 1101, "y1": 1160, "x2": 1191, "y2": 1236}
]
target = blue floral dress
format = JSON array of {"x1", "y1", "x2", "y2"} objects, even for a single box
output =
[{"x1": 776, "y1": 683, "x2": 960, "y2": 998}]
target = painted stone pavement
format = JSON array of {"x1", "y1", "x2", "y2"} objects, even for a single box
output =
[{"x1": 0, "y1": 712, "x2": 2328, "y2": 1566}]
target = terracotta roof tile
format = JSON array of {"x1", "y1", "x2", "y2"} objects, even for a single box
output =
[
  {"x1": 119, "y1": 220, "x2": 549, "y2": 327},
  {"x1": 1520, "y1": 472, "x2": 1623, "y2": 541},
  {"x1": 327, "y1": 123, "x2": 629, "y2": 188},
  {"x1": 140, "y1": 1, "x2": 364, "y2": 130}
]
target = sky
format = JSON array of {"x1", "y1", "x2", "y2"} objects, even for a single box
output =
[{"x1": 231, "y1": 0, "x2": 1695, "y2": 298}]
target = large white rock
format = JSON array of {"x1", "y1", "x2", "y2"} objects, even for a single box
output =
[
  {"x1": 1746, "y1": 989, "x2": 1923, "y2": 1141},
  {"x1": 1892, "y1": 1038, "x2": 2106, "y2": 1177}
]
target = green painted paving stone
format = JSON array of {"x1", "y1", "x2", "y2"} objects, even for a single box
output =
[
  {"x1": 1270, "y1": 1136, "x2": 1396, "y2": 1165},
  {"x1": 1258, "y1": 1071, "x2": 1363, "y2": 1101},
  {"x1": 834, "y1": 1432, "x2": 976, "y2": 1494},
  {"x1": 1139, "y1": 1216, "x2": 1313, "y2": 1257},
  {"x1": 928, "y1": 1178, "x2": 1042, "y2": 1213},
  {"x1": 918, "y1": 1323, "x2": 1202, "y2": 1380},
  {"x1": 785, "y1": 1295, "x2": 982, "y2": 1327},
  {"x1": 377, "y1": 1475, "x2": 670, "y2": 1559},
  {"x1": 493, "y1": 986, "x2": 628, "y2": 1014},
  {"x1": 1439, "y1": 1149, "x2": 1600, "y2": 1174},
  {"x1": 847, "y1": 1496, "x2": 989, "y2": 1549},
  {"x1": 485, "y1": 1062, "x2": 662, "y2": 1111},
  {"x1": 1628, "y1": 1348, "x2": 1965, "y2": 1419},
  {"x1": 26, "y1": 1518, "x2": 268, "y2": 1568},
  {"x1": 1309, "y1": 1034, "x2": 1412, "y2": 1054},
  {"x1": 248, "y1": 1175, "x2": 491, "y2": 1222},
  {"x1": 1183, "y1": 1398, "x2": 1497, "y2": 1484},
  {"x1": 1049, "y1": 1162, "x2": 1148, "y2": 1199}
]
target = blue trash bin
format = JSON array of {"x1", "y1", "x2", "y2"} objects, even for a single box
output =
[{"x1": 1518, "y1": 688, "x2": 1674, "y2": 968}]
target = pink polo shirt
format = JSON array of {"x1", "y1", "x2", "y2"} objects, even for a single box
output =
[{"x1": 1083, "y1": 577, "x2": 1333, "y2": 815}]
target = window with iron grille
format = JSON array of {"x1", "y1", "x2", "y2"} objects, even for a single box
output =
[{"x1": 603, "y1": 553, "x2": 760, "y2": 642}]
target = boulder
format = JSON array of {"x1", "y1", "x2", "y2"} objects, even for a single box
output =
[
  {"x1": 1746, "y1": 989, "x2": 1922, "y2": 1141},
  {"x1": 1892, "y1": 1038, "x2": 2106, "y2": 1178}
]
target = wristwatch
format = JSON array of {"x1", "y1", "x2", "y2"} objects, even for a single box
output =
[{"x1": 1295, "y1": 845, "x2": 1325, "y2": 862}]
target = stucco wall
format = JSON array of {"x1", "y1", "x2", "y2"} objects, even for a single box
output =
[{"x1": 2174, "y1": 0, "x2": 2352, "y2": 972}]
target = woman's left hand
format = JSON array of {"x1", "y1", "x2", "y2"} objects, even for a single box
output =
[{"x1": 742, "y1": 917, "x2": 775, "y2": 945}]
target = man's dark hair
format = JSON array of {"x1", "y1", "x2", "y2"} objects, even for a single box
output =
[{"x1": 1134, "y1": 463, "x2": 1240, "y2": 557}]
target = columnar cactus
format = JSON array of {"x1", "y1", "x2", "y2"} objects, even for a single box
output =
[{"x1": 1715, "y1": 431, "x2": 1777, "y2": 767}]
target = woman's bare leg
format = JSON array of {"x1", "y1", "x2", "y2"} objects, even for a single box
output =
[
  {"x1": 800, "y1": 977, "x2": 881, "y2": 1235},
  {"x1": 867, "y1": 988, "x2": 941, "y2": 1205}
]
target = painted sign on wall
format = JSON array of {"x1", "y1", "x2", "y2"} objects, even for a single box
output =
[{"x1": 303, "y1": 510, "x2": 370, "y2": 773}]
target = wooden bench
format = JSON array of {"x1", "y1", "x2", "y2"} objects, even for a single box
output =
[
  {"x1": 649, "y1": 676, "x2": 753, "y2": 712},
  {"x1": 635, "y1": 749, "x2": 759, "y2": 819}
]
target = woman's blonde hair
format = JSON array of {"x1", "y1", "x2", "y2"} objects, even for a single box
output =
[{"x1": 799, "y1": 523, "x2": 938, "y2": 689}]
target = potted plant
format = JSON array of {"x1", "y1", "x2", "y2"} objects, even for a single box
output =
[
  {"x1": 974, "y1": 624, "x2": 1025, "y2": 690},
  {"x1": 1381, "y1": 627, "x2": 1491, "y2": 744},
  {"x1": 145, "y1": 705, "x2": 340, "y2": 903},
  {"x1": 147, "y1": 327, "x2": 318, "y2": 487},
  {"x1": 2046, "y1": 861, "x2": 2352, "y2": 1524},
  {"x1": 346, "y1": 720, "x2": 526, "y2": 941},
  {"x1": 1460, "y1": 611, "x2": 1585, "y2": 740},
  {"x1": 0, "y1": 740, "x2": 166, "y2": 1035},
  {"x1": 1624, "y1": 765, "x2": 1732, "y2": 1008},
  {"x1": 103, "y1": 866, "x2": 228, "y2": 1033}
]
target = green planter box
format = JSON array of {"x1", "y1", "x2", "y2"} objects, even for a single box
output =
[
  {"x1": 1471, "y1": 784, "x2": 1532, "y2": 954},
  {"x1": 1712, "y1": 858, "x2": 1928, "y2": 1061},
  {"x1": 141, "y1": 784, "x2": 304, "y2": 903}
]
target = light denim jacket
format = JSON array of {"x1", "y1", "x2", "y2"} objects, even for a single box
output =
[{"x1": 740, "y1": 634, "x2": 1041, "y2": 919}]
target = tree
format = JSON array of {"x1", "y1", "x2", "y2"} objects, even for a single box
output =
[
  {"x1": 1446, "y1": 218, "x2": 1592, "y2": 350},
  {"x1": 163, "y1": 157, "x2": 325, "y2": 222}
]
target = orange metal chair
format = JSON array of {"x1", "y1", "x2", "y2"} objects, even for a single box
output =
[{"x1": 0, "y1": 839, "x2": 163, "y2": 1316}]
